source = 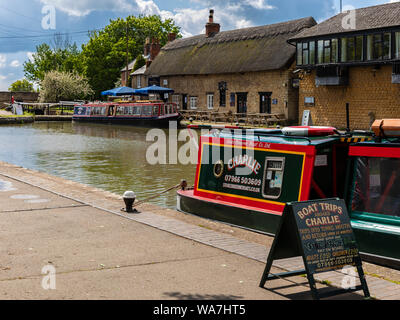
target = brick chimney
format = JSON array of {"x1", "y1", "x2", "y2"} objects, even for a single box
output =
[
  {"x1": 205, "y1": 9, "x2": 220, "y2": 37},
  {"x1": 144, "y1": 37, "x2": 151, "y2": 57},
  {"x1": 145, "y1": 38, "x2": 161, "y2": 68},
  {"x1": 167, "y1": 32, "x2": 177, "y2": 43},
  {"x1": 150, "y1": 38, "x2": 161, "y2": 60}
]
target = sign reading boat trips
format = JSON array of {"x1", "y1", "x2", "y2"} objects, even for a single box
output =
[{"x1": 259, "y1": 198, "x2": 370, "y2": 300}]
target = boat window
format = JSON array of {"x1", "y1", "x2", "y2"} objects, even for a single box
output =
[
  {"x1": 153, "y1": 105, "x2": 159, "y2": 116},
  {"x1": 262, "y1": 157, "x2": 285, "y2": 199},
  {"x1": 142, "y1": 105, "x2": 153, "y2": 116},
  {"x1": 132, "y1": 106, "x2": 140, "y2": 115},
  {"x1": 351, "y1": 157, "x2": 400, "y2": 217},
  {"x1": 116, "y1": 106, "x2": 125, "y2": 115},
  {"x1": 91, "y1": 107, "x2": 106, "y2": 116}
]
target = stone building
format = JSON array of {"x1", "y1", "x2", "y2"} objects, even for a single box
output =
[
  {"x1": 145, "y1": 11, "x2": 316, "y2": 123},
  {"x1": 289, "y1": 2, "x2": 400, "y2": 130},
  {"x1": 121, "y1": 37, "x2": 163, "y2": 88}
]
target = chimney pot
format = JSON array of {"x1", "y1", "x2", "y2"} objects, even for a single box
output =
[
  {"x1": 209, "y1": 9, "x2": 214, "y2": 23},
  {"x1": 205, "y1": 9, "x2": 220, "y2": 38}
]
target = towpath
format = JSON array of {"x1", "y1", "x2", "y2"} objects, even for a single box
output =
[{"x1": 0, "y1": 161, "x2": 397, "y2": 300}]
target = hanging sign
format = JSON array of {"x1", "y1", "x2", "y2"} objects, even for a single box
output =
[{"x1": 259, "y1": 198, "x2": 370, "y2": 300}]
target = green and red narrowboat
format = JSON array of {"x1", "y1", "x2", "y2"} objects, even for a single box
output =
[{"x1": 177, "y1": 122, "x2": 400, "y2": 268}]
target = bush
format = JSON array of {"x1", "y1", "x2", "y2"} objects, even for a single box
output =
[{"x1": 39, "y1": 70, "x2": 94, "y2": 103}]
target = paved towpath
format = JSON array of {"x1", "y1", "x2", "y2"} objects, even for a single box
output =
[{"x1": 0, "y1": 161, "x2": 397, "y2": 300}]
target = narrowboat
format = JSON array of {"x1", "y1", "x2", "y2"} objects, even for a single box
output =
[
  {"x1": 177, "y1": 121, "x2": 400, "y2": 268},
  {"x1": 72, "y1": 101, "x2": 181, "y2": 127}
]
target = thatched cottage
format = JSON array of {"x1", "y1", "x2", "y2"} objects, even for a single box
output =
[{"x1": 145, "y1": 11, "x2": 316, "y2": 123}]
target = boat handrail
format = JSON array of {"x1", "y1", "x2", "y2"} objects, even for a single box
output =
[
  {"x1": 204, "y1": 127, "x2": 314, "y2": 144},
  {"x1": 254, "y1": 133, "x2": 313, "y2": 144}
]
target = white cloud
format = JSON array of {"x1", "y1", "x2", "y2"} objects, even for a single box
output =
[
  {"x1": 38, "y1": 0, "x2": 257, "y2": 37},
  {"x1": 10, "y1": 60, "x2": 20, "y2": 68},
  {"x1": 160, "y1": 5, "x2": 254, "y2": 37},
  {"x1": 27, "y1": 52, "x2": 35, "y2": 63},
  {"x1": 39, "y1": 0, "x2": 137, "y2": 17},
  {"x1": 244, "y1": 0, "x2": 274, "y2": 10}
]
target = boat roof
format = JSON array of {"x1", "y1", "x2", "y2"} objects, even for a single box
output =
[
  {"x1": 207, "y1": 130, "x2": 341, "y2": 146},
  {"x1": 353, "y1": 139, "x2": 400, "y2": 147}
]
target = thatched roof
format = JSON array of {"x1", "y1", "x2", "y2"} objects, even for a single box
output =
[
  {"x1": 291, "y1": 2, "x2": 400, "y2": 41},
  {"x1": 145, "y1": 17, "x2": 316, "y2": 76}
]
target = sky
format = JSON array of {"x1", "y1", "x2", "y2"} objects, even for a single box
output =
[{"x1": 0, "y1": 0, "x2": 397, "y2": 90}]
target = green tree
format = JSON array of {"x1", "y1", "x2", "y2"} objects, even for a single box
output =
[
  {"x1": 8, "y1": 79, "x2": 34, "y2": 92},
  {"x1": 81, "y1": 14, "x2": 181, "y2": 97},
  {"x1": 23, "y1": 42, "x2": 84, "y2": 83},
  {"x1": 39, "y1": 70, "x2": 94, "y2": 103},
  {"x1": 133, "y1": 54, "x2": 146, "y2": 72}
]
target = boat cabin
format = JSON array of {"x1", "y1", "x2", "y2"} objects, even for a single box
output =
[
  {"x1": 73, "y1": 101, "x2": 180, "y2": 127},
  {"x1": 177, "y1": 124, "x2": 400, "y2": 267}
]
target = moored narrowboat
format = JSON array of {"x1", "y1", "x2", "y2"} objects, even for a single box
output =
[
  {"x1": 177, "y1": 122, "x2": 400, "y2": 268},
  {"x1": 72, "y1": 101, "x2": 181, "y2": 127}
]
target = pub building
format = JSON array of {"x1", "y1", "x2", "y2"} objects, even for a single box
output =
[
  {"x1": 289, "y1": 2, "x2": 400, "y2": 130},
  {"x1": 145, "y1": 10, "x2": 316, "y2": 123}
]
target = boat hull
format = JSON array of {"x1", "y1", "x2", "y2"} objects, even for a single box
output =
[
  {"x1": 177, "y1": 190, "x2": 281, "y2": 235},
  {"x1": 177, "y1": 190, "x2": 400, "y2": 269}
]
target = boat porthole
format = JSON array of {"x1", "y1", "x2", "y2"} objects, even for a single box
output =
[{"x1": 213, "y1": 160, "x2": 224, "y2": 178}]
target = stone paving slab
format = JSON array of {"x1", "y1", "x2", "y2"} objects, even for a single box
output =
[{"x1": 0, "y1": 162, "x2": 399, "y2": 300}]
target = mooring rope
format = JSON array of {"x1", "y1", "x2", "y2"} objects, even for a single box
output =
[{"x1": 133, "y1": 183, "x2": 182, "y2": 207}]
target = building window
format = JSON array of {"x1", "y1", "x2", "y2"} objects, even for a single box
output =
[
  {"x1": 172, "y1": 94, "x2": 180, "y2": 108},
  {"x1": 317, "y1": 39, "x2": 338, "y2": 64},
  {"x1": 297, "y1": 41, "x2": 315, "y2": 65},
  {"x1": 302, "y1": 42, "x2": 309, "y2": 65},
  {"x1": 297, "y1": 43, "x2": 302, "y2": 65},
  {"x1": 218, "y1": 82, "x2": 227, "y2": 107},
  {"x1": 207, "y1": 93, "x2": 214, "y2": 110},
  {"x1": 230, "y1": 93, "x2": 235, "y2": 107},
  {"x1": 396, "y1": 32, "x2": 400, "y2": 59},
  {"x1": 341, "y1": 36, "x2": 363, "y2": 62},
  {"x1": 136, "y1": 76, "x2": 141, "y2": 88},
  {"x1": 189, "y1": 96, "x2": 198, "y2": 110},
  {"x1": 309, "y1": 41, "x2": 315, "y2": 65},
  {"x1": 367, "y1": 33, "x2": 391, "y2": 61}
]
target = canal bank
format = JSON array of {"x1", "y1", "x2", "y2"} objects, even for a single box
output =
[{"x1": 0, "y1": 161, "x2": 399, "y2": 299}]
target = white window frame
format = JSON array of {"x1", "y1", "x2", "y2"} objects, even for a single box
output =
[
  {"x1": 190, "y1": 96, "x2": 198, "y2": 110},
  {"x1": 137, "y1": 76, "x2": 141, "y2": 88},
  {"x1": 207, "y1": 93, "x2": 214, "y2": 110}
]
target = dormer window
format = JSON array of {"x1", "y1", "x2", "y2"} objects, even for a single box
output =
[
  {"x1": 367, "y1": 33, "x2": 391, "y2": 61},
  {"x1": 395, "y1": 32, "x2": 400, "y2": 59},
  {"x1": 296, "y1": 41, "x2": 315, "y2": 65},
  {"x1": 341, "y1": 36, "x2": 363, "y2": 62},
  {"x1": 317, "y1": 39, "x2": 338, "y2": 64}
]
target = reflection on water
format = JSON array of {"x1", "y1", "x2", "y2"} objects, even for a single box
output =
[{"x1": 0, "y1": 122, "x2": 197, "y2": 208}]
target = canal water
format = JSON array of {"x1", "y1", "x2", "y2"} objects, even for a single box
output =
[{"x1": 0, "y1": 122, "x2": 197, "y2": 209}]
